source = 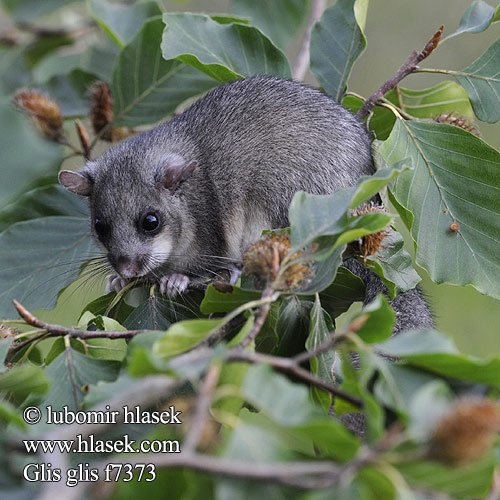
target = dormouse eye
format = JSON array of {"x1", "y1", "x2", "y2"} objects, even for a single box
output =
[
  {"x1": 141, "y1": 212, "x2": 160, "y2": 233},
  {"x1": 94, "y1": 218, "x2": 107, "y2": 236}
]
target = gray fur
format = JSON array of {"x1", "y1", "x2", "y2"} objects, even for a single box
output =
[{"x1": 61, "y1": 76, "x2": 433, "y2": 332}]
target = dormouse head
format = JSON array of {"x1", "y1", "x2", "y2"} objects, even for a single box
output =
[{"x1": 58, "y1": 149, "x2": 197, "y2": 281}]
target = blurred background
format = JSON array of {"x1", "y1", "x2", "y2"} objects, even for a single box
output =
[{"x1": 1, "y1": 0, "x2": 499, "y2": 356}]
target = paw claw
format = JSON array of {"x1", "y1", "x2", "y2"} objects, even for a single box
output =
[
  {"x1": 229, "y1": 268, "x2": 241, "y2": 285},
  {"x1": 159, "y1": 274, "x2": 190, "y2": 297},
  {"x1": 106, "y1": 274, "x2": 129, "y2": 294}
]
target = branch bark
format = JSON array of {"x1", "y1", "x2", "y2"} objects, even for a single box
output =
[
  {"x1": 293, "y1": 0, "x2": 327, "y2": 81},
  {"x1": 356, "y1": 25, "x2": 443, "y2": 120}
]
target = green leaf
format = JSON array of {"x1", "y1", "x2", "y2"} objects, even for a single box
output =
[
  {"x1": 396, "y1": 453, "x2": 495, "y2": 499},
  {"x1": 275, "y1": 297, "x2": 313, "y2": 357},
  {"x1": 213, "y1": 317, "x2": 253, "y2": 417},
  {"x1": 315, "y1": 266, "x2": 366, "y2": 318},
  {"x1": 0, "y1": 216, "x2": 97, "y2": 317},
  {"x1": 345, "y1": 81, "x2": 475, "y2": 139},
  {"x1": 444, "y1": 0, "x2": 496, "y2": 40},
  {"x1": 343, "y1": 94, "x2": 396, "y2": 140},
  {"x1": 454, "y1": 38, "x2": 500, "y2": 123},
  {"x1": 0, "y1": 338, "x2": 12, "y2": 373},
  {"x1": 406, "y1": 380, "x2": 453, "y2": 440},
  {"x1": 153, "y1": 319, "x2": 223, "y2": 360},
  {"x1": 356, "y1": 294, "x2": 394, "y2": 343},
  {"x1": 0, "y1": 46, "x2": 30, "y2": 94},
  {"x1": 79, "y1": 292, "x2": 134, "y2": 326},
  {"x1": 379, "y1": 329, "x2": 500, "y2": 385},
  {"x1": 306, "y1": 296, "x2": 335, "y2": 410},
  {"x1": 494, "y1": 4, "x2": 500, "y2": 22},
  {"x1": 43, "y1": 345, "x2": 120, "y2": 411},
  {"x1": 0, "y1": 184, "x2": 87, "y2": 232},
  {"x1": 33, "y1": 38, "x2": 120, "y2": 84},
  {"x1": 2, "y1": 0, "x2": 77, "y2": 22},
  {"x1": 396, "y1": 81, "x2": 475, "y2": 120},
  {"x1": 380, "y1": 119, "x2": 500, "y2": 299},
  {"x1": 112, "y1": 18, "x2": 218, "y2": 127},
  {"x1": 296, "y1": 246, "x2": 346, "y2": 294},
  {"x1": 241, "y1": 364, "x2": 318, "y2": 426},
  {"x1": 88, "y1": 0, "x2": 161, "y2": 47},
  {"x1": 0, "y1": 93, "x2": 62, "y2": 208},
  {"x1": 287, "y1": 165, "x2": 404, "y2": 294},
  {"x1": 200, "y1": 285, "x2": 261, "y2": 314},
  {"x1": 231, "y1": 0, "x2": 309, "y2": 49},
  {"x1": 40, "y1": 69, "x2": 96, "y2": 117},
  {"x1": 310, "y1": 0, "x2": 366, "y2": 101},
  {"x1": 349, "y1": 161, "x2": 410, "y2": 209},
  {"x1": 161, "y1": 13, "x2": 292, "y2": 82},
  {"x1": 0, "y1": 398, "x2": 26, "y2": 429},
  {"x1": 83, "y1": 372, "x2": 137, "y2": 408},
  {"x1": 365, "y1": 229, "x2": 421, "y2": 298},
  {"x1": 0, "y1": 364, "x2": 49, "y2": 405},
  {"x1": 123, "y1": 293, "x2": 200, "y2": 330}
]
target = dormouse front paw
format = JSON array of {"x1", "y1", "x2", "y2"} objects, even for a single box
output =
[
  {"x1": 159, "y1": 274, "x2": 190, "y2": 297},
  {"x1": 105, "y1": 274, "x2": 130, "y2": 294}
]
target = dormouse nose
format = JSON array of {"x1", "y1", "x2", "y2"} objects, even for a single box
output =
[{"x1": 112, "y1": 254, "x2": 141, "y2": 279}]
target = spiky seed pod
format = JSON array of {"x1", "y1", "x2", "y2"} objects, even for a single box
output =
[
  {"x1": 89, "y1": 81, "x2": 114, "y2": 141},
  {"x1": 351, "y1": 202, "x2": 390, "y2": 263},
  {"x1": 243, "y1": 232, "x2": 312, "y2": 291},
  {"x1": 429, "y1": 398, "x2": 500, "y2": 465},
  {"x1": 0, "y1": 324, "x2": 16, "y2": 339},
  {"x1": 434, "y1": 111, "x2": 480, "y2": 137},
  {"x1": 13, "y1": 90, "x2": 64, "y2": 140}
]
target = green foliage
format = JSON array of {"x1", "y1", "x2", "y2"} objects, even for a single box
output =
[
  {"x1": 88, "y1": 0, "x2": 162, "y2": 47},
  {"x1": 112, "y1": 18, "x2": 218, "y2": 126},
  {"x1": 454, "y1": 39, "x2": 500, "y2": 123},
  {"x1": 0, "y1": 94, "x2": 62, "y2": 207},
  {"x1": 310, "y1": 0, "x2": 366, "y2": 100},
  {"x1": 380, "y1": 120, "x2": 500, "y2": 299},
  {"x1": 0, "y1": 0, "x2": 499, "y2": 499},
  {"x1": 161, "y1": 13, "x2": 292, "y2": 81},
  {"x1": 231, "y1": 0, "x2": 309, "y2": 49}
]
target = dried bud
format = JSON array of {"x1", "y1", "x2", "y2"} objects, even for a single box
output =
[
  {"x1": 429, "y1": 398, "x2": 500, "y2": 465},
  {"x1": 434, "y1": 112, "x2": 480, "y2": 137},
  {"x1": 243, "y1": 232, "x2": 312, "y2": 291},
  {"x1": 351, "y1": 202, "x2": 390, "y2": 263},
  {"x1": 14, "y1": 90, "x2": 64, "y2": 140},
  {"x1": 89, "y1": 81, "x2": 113, "y2": 141},
  {"x1": 0, "y1": 324, "x2": 16, "y2": 339}
]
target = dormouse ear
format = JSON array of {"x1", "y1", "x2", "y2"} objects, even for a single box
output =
[
  {"x1": 58, "y1": 170, "x2": 93, "y2": 196},
  {"x1": 162, "y1": 158, "x2": 197, "y2": 193}
]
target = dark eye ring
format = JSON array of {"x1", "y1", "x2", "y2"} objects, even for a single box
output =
[
  {"x1": 141, "y1": 212, "x2": 160, "y2": 232},
  {"x1": 94, "y1": 218, "x2": 106, "y2": 235}
]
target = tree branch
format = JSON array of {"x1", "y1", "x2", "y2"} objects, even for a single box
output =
[
  {"x1": 293, "y1": 0, "x2": 327, "y2": 81},
  {"x1": 356, "y1": 25, "x2": 443, "y2": 120},
  {"x1": 11, "y1": 299, "x2": 149, "y2": 340},
  {"x1": 236, "y1": 285, "x2": 279, "y2": 348},
  {"x1": 182, "y1": 362, "x2": 221, "y2": 454},
  {"x1": 226, "y1": 350, "x2": 363, "y2": 408}
]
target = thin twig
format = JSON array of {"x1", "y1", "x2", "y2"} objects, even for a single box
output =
[
  {"x1": 236, "y1": 286, "x2": 279, "y2": 348},
  {"x1": 226, "y1": 350, "x2": 363, "y2": 408},
  {"x1": 75, "y1": 120, "x2": 91, "y2": 160},
  {"x1": 357, "y1": 25, "x2": 444, "y2": 120},
  {"x1": 11, "y1": 299, "x2": 149, "y2": 339},
  {"x1": 16, "y1": 21, "x2": 96, "y2": 38},
  {"x1": 294, "y1": 314, "x2": 368, "y2": 365},
  {"x1": 293, "y1": 0, "x2": 327, "y2": 81},
  {"x1": 182, "y1": 362, "x2": 221, "y2": 454},
  {"x1": 101, "y1": 453, "x2": 341, "y2": 487}
]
